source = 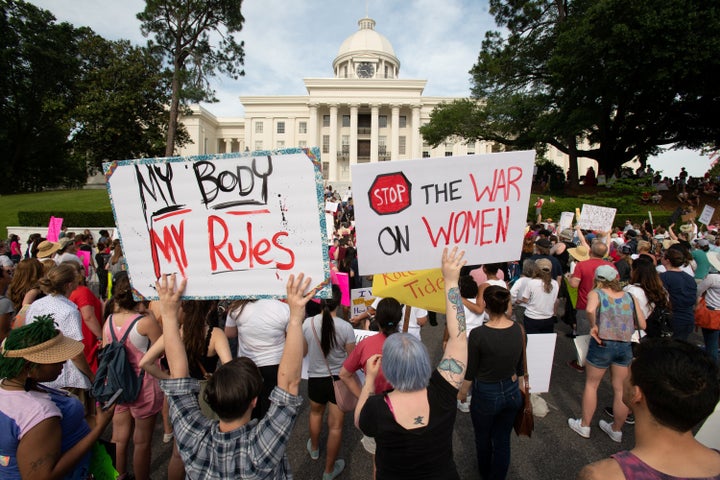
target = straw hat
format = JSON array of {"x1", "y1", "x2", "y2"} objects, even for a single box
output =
[
  {"x1": 1, "y1": 331, "x2": 83, "y2": 364},
  {"x1": 568, "y1": 245, "x2": 590, "y2": 262},
  {"x1": 708, "y1": 252, "x2": 720, "y2": 272},
  {"x1": 36, "y1": 240, "x2": 61, "y2": 259},
  {"x1": 662, "y1": 239, "x2": 679, "y2": 250},
  {"x1": 679, "y1": 224, "x2": 694, "y2": 234},
  {"x1": 535, "y1": 258, "x2": 553, "y2": 272}
]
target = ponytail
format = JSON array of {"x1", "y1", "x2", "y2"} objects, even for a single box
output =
[{"x1": 320, "y1": 285, "x2": 341, "y2": 357}]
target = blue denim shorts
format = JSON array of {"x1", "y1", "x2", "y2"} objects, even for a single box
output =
[{"x1": 586, "y1": 338, "x2": 633, "y2": 368}]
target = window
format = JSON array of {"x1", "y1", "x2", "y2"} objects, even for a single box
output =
[
  {"x1": 445, "y1": 151, "x2": 453, "y2": 157},
  {"x1": 322, "y1": 162, "x2": 329, "y2": 179},
  {"x1": 276, "y1": 140, "x2": 285, "y2": 149},
  {"x1": 399, "y1": 136, "x2": 406, "y2": 155},
  {"x1": 341, "y1": 135, "x2": 350, "y2": 146},
  {"x1": 342, "y1": 115, "x2": 350, "y2": 127},
  {"x1": 276, "y1": 121, "x2": 285, "y2": 134},
  {"x1": 399, "y1": 115, "x2": 407, "y2": 128},
  {"x1": 468, "y1": 151, "x2": 474, "y2": 155},
  {"x1": 379, "y1": 115, "x2": 388, "y2": 128},
  {"x1": 423, "y1": 151, "x2": 430, "y2": 158},
  {"x1": 255, "y1": 122, "x2": 263, "y2": 134},
  {"x1": 298, "y1": 140, "x2": 307, "y2": 148},
  {"x1": 323, "y1": 115, "x2": 330, "y2": 127},
  {"x1": 254, "y1": 140, "x2": 263, "y2": 150},
  {"x1": 298, "y1": 121, "x2": 307, "y2": 134},
  {"x1": 322, "y1": 135, "x2": 330, "y2": 154},
  {"x1": 378, "y1": 136, "x2": 387, "y2": 155}
]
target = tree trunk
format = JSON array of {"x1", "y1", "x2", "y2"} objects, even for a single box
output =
[
  {"x1": 566, "y1": 136, "x2": 579, "y2": 186},
  {"x1": 165, "y1": 61, "x2": 182, "y2": 157}
]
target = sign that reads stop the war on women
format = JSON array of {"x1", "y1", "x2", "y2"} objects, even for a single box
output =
[
  {"x1": 352, "y1": 151, "x2": 535, "y2": 275},
  {"x1": 104, "y1": 148, "x2": 330, "y2": 300}
]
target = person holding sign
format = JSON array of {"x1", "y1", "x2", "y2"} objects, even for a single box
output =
[
  {"x1": 357, "y1": 247, "x2": 468, "y2": 480},
  {"x1": 157, "y1": 272, "x2": 316, "y2": 480}
]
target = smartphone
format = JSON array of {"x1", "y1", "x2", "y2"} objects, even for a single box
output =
[{"x1": 102, "y1": 388, "x2": 124, "y2": 410}]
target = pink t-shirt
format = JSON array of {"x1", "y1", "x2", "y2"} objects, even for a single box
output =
[{"x1": 343, "y1": 332, "x2": 393, "y2": 393}]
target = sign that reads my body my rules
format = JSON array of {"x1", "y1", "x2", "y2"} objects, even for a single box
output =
[
  {"x1": 104, "y1": 148, "x2": 330, "y2": 299},
  {"x1": 352, "y1": 152, "x2": 535, "y2": 275}
]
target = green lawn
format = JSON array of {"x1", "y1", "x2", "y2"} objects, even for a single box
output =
[{"x1": 0, "y1": 189, "x2": 111, "y2": 237}]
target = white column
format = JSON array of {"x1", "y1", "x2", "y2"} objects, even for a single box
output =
[
  {"x1": 308, "y1": 104, "x2": 318, "y2": 150},
  {"x1": 370, "y1": 104, "x2": 379, "y2": 163},
  {"x1": 329, "y1": 104, "x2": 338, "y2": 181},
  {"x1": 412, "y1": 105, "x2": 421, "y2": 159},
  {"x1": 350, "y1": 104, "x2": 358, "y2": 165},
  {"x1": 391, "y1": 105, "x2": 400, "y2": 160},
  {"x1": 224, "y1": 138, "x2": 231, "y2": 153}
]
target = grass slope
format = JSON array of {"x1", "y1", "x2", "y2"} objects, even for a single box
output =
[{"x1": 0, "y1": 189, "x2": 111, "y2": 237}]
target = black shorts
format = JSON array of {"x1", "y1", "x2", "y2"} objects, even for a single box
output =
[{"x1": 307, "y1": 376, "x2": 338, "y2": 405}]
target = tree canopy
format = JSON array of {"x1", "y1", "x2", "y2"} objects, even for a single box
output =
[
  {"x1": 137, "y1": 0, "x2": 246, "y2": 156},
  {"x1": 421, "y1": 0, "x2": 720, "y2": 182}
]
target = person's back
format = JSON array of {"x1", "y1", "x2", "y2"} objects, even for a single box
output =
[{"x1": 577, "y1": 339, "x2": 720, "y2": 480}]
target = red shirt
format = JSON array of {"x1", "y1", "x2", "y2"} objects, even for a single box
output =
[
  {"x1": 571, "y1": 258, "x2": 617, "y2": 310},
  {"x1": 343, "y1": 332, "x2": 393, "y2": 393},
  {"x1": 69, "y1": 286, "x2": 103, "y2": 373}
]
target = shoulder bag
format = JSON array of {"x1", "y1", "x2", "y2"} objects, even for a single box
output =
[
  {"x1": 311, "y1": 319, "x2": 361, "y2": 413},
  {"x1": 513, "y1": 323, "x2": 534, "y2": 437}
]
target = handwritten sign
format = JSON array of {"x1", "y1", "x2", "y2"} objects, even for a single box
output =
[
  {"x1": 47, "y1": 216, "x2": 63, "y2": 242},
  {"x1": 103, "y1": 148, "x2": 330, "y2": 299},
  {"x1": 700, "y1": 205, "x2": 715, "y2": 226},
  {"x1": 372, "y1": 269, "x2": 446, "y2": 313},
  {"x1": 352, "y1": 152, "x2": 535, "y2": 274},
  {"x1": 351, "y1": 288, "x2": 375, "y2": 317},
  {"x1": 559, "y1": 212, "x2": 574, "y2": 231},
  {"x1": 577, "y1": 204, "x2": 616, "y2": 232}
]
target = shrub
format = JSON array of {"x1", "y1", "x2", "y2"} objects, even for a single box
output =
[{"x1": 18, "y1": 211, "x2": 115, "y2": 227}]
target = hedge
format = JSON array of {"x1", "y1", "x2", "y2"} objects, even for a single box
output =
[{"x1": 18, "y1": 211, "x2": 116, "y2": 227}]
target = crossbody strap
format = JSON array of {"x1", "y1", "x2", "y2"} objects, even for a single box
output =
[
  {"x1": 402, "y1": 305, "x2": 411, "y2": 333},
  {"x1": 311, "y1": 319, "x2": 335, "y2": 378},
  {"x1": 518, "y1": 323, "x2": 529, "y2": 391}
]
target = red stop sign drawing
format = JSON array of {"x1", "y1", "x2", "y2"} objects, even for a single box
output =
[{"x1": 368, "y1": 172, "x2": 412, "y2": 215}]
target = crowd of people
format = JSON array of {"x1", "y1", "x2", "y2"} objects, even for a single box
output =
[{"x1": 0, "y1": 195, "x2": 719, "y2": 479}]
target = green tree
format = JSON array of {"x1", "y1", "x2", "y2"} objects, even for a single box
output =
[
  {"x1": 137, "y1": 0, "x2": 245, "y2": 157},
  {"x1": 70, "y1": 33, "x2": 188, "y2": 172},
  {"x1": 421, "y1": 0, "x2": 720, "y2": 184},
  {"x1": 0, "y1": 0, "x2": 85, "y2": 193}
]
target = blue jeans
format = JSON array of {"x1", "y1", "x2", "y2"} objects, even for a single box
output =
[
  {"x1": 470, "y1": 378, "x2": 523, "y2": 480},
  {"x1": 703, "y1": 328, "x2": 719, "y2": 364}
]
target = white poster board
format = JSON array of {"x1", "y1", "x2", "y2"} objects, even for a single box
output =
[
  {"x1": 527, "y1": 333, "x2": 557, "y2": 393},
  {"x1": 577, "y1": 204, "x2": 617, "y2": 232},
  {"x1": 104, "y1": 148, "x2": 330, "y2": 299},
  {"x1": 352, "y1": 152, "x2": 535, "y2": 274},
  {"x1": 559, "y1": 211, "x2": 575, "y2": 231},
  {"x1": 699, "y1": 205, "x2": 715, "y2": 226},
  {"x1": 351, "y1": 288, "x2": 375, "y2": 317}
]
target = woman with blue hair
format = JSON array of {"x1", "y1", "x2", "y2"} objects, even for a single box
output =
[{"x1": 357, "y1": 247, "x2": 468, "y2": 479}]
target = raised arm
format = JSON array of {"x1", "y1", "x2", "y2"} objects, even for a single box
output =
[
  {"x1": 156, "y1": 274, "x2": 189, "y2": 378},
  {"x1": 277, "y1": 274, "x2": 315, "y2": 395},
  {"x1": 437, "y1": 247, "x2": 468, "y2": 389},
  {"x1": 575, "y1": 225, "x2": 590, "y2": 249}
]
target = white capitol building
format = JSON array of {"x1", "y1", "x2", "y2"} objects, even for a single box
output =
[{"x1": 178, "y1": 17, "x2": 583, "y2": 183}]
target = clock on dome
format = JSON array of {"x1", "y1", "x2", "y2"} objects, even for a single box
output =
[{"x1": 356, "y1": 62, "x2": 375, "y2": 78}]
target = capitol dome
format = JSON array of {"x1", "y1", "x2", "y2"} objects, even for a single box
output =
[{"x1": 332, "y1": 18, "x2": 401, "y2": 79}]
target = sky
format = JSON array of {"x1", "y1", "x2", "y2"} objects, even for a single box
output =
[{"x1": 27, "y1": 0, "x2": 714, "y2": 178}]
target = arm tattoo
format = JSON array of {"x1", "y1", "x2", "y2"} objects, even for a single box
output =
[
  {"x1": 447, "y1": 287, "x2": 466, "y2": 337},
  {"x1": 438, "y1": 357, "x2": 466, "y2": 389},
  {"x1": 413, "y1": 416, "x2": 425, "y2": 425}
]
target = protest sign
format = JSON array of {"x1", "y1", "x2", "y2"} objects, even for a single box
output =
[
  {"x1": 527, "y1": 333, "x2": 557, "y2": 393},
  {"x1": 372, "y1": 269, "x2": 446, "y2": 313},
  {"x1": 559, "y1": 211, "x2": 574, "y2": 231},
  {"x1": 47, "y1": 216, "x2": 63, "y2": 242},
  {"x1": 351, "y1": 288, "x2": 375, "y2": 317},
  {"x1": 577, "y1": 204, "x2": 617, "y2": 232},
  {"x1": 352, "y1": 151, "x2": 535, "y2": 274},
  {"x1": 104, "y1": 148, "x2": 330, "y2": 299},
  {"x1": 699, "y1": 205, "x2": 715, "y2": 225},
  {"x1": 331, "y1": 271, "x2": 351, "y2": 306},
  {"x1": 325, "y1": 201, "x2": 339, "y2": 212}
]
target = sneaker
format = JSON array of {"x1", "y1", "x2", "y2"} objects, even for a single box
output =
[
  {"x1": 599, "y1": 419, "x2": 622, "y2": 443},
  {"x1": 457, "y1": 400, "x2": 470, "y2": 413},
  {"x1": 568, "y1": 418, "x2": 591, "y2": 438},
  {"x1": 163, "y1": 432, "x2": 174, "y2": 443},
  {"x1": 306, "y1": 439, "x2": 319, "y2": 460},
  {"x1": 603, "y1": 406, "x2": 635, "y2": 425},
  {"x1": 322, "y1": 459, "x2": 346, "y2": 480},
  {"x1": 567, "y1": 360, "x2": 585, "y2": 373}
]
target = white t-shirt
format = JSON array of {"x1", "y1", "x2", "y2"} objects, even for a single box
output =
[
  {"x1": 371, "y1": 297, "x2": 428, "y2": 340},
  {"x1": 463, "y1": 298, "x2": 485, "y2": 335},
  {"x1": 303, "y1": 314, "x2": 356, "y2": 377},
  {"x1": 226, "y1": 300, "x2": 290, "y2": 367},
  {"x1": 519, "y1": 278, "x2": 559, "y2": 319}
]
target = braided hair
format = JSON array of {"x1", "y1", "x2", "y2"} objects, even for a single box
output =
[{"x1": 0, "y1": 316, "x2": 58, "y2": 379}]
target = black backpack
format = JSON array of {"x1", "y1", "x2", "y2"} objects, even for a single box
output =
[
  {"x1": 92, "y1": 314, "x2": 146, "y2": 404},
  {"x1": 644, "y1": 304, "x2": 673, "y2": 339}
]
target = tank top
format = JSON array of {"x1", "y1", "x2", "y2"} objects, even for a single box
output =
[
  {"x1": 595, "y1": 289, "x2": 635, "y2": 342},
  {"x1": 611, "y1": 450, "x2": 720, "y2": 480},
  {"x1": 188, "y1": 327, "x2": 220, "y2": 380}
]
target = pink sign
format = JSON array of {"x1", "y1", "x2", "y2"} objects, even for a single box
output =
[
  {"x1": 330, "y1": 271, "x2": 351, "y2": 306},
  {"x1": 76, "y1": 250, "x2": 91, "y2": 277},
  {"x1": 46, "y1": 216, "x2": 63, "y2": 242}
]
